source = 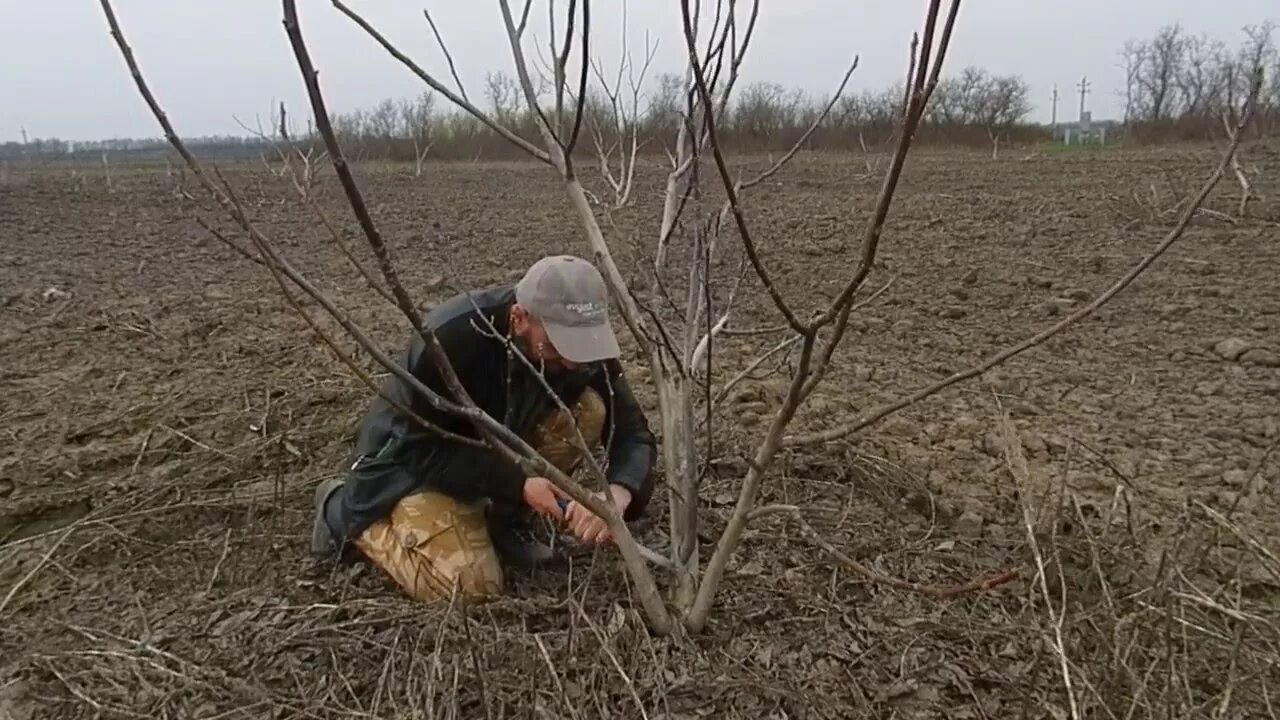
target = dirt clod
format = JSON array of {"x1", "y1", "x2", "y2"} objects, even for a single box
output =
[
  {"x1": 1213, "y1": 337, "x2": 1254, "y2": 360},
  {"x1": 1240, "y1": 348, "x2": 1280, "y2": 367},
  {"x1": 41, "y1": 286, "x2": 70, "y2": 302},
  {"x1": 1223, "y1": 469, "x2": 1250, "y2": 487},
  {"x1": 956, "y1": 510, "x2": 985, "y2": 536},
  {"x1": 1020, "y1": 430, "x2": 1048, "y2": 456}
]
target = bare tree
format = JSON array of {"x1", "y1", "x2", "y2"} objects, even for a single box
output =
[
  {"x1": 485, "y1": 71, "x2": 521, "y2": 127},
  {"x1": 1212, "y1": 24, "x2": 1275, "y2": 217},
  {"x1": 1119, "y1": 39, "x2": 1145, "y2": 124},
  {"x1": 731, "y1": 81, "x2": 803, "y2": 141},
  {"x1": 1236, "y1": 22, "x2": 1278, "y2": 129},
  {"x1": 1141, "y1": 24, "x2": 1186, "y2": 121},
  {"x1": 400, "y1": 91, "x2": 436, "y2": 176},
  {"x1": 975, "y1": 73, "x2": 1032, "y2": 159},
  {"x1": 644, "y1": 72, "x2": 684, "y2": 134},
  {"x1": 581, "y1": 1, "x2": 656, "y2": 207},
  {"x1": 100, "y1": 0, "x2": 1264, "y2": 636},
  {"x1": 279, "y1": 105, "x2": 327, "y2": 198},
  {"x1": 1177, "y1": 33, "x2": 1227, "y2": 120},
  {"x1": 236, "y1": 102, "x2": 327, "y2": 198}
]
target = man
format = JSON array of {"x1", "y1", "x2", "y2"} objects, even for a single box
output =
[{"x1": 310, "y1": 254, "x2": 656, "y2": 602}]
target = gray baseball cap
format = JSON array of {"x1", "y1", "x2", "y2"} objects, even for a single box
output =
[{"x1": 515, "y1": 255, "x2": 620, "y2": 363}]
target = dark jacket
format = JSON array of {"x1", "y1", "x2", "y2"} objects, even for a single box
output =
[{"x1": 328, "y1": 284, "x2": 657, "y2": 541}]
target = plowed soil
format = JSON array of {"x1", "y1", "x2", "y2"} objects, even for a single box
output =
[{"x1": 2, "y1": 145, "x2": 1279, "y2": 719}]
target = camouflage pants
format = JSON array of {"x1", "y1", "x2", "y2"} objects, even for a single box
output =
[{"x1": 354, "y1": 388, "x2": 606, "y2": 603}]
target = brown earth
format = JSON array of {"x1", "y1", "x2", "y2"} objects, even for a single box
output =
[{"x1": 1, "y1": 145, "x2": 1279, "y2": 719}]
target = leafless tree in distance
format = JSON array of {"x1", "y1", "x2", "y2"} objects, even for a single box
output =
[{"x1": 579, "y1": 1, "x2": 656, "y2": 208}]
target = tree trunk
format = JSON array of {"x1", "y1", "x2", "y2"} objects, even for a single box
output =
[{"x1": 658, "y1": 373, "x2": 700, "y2": 609}]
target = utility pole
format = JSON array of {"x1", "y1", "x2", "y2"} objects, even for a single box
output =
[
  {"x1": 1077, "y1": 76, "x2": 1091, "y2": 120},
  {"x1": 1051, "y1": 85, "x2": 1059, "y2": 127},
  {"x1": 20, "y1": 126, "x2": 28, "y2": 145}
]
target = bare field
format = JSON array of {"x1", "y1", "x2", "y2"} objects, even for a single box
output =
[{"x1": 2, "y1": 146, "x2": 1279, "y2": 718}]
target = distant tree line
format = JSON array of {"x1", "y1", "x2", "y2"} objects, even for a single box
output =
[
  {"x1": 0, "y1": 135, "x2": 269, "y2": 163},
  {"x1": 321, "y1": 65, "x2": 1038, "y2": 163},
  {"x1": 1120, "y1": 21, "x2": 1279, "y2": 141},
  {"x1": 2, "y1": 64, "x2": 1038, "y2": 165},
  {"x1": 7, "y1": 19, "x2": 1276, "y2": 164}
]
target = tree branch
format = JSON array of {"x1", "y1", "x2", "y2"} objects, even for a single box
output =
[
  {"x1": 811, "y1": 0, "x2": 960, "y2": 333},
  {"x1": 211, "y1": 188, "x2": 481, "y2": 450},
  {"x1": 708, "y1": 334, "x2": 800, "y2": 410},
  {"x1": 422, "y1": 8, "x2": 469, "y2": 103},
  {"x1": 331, "y1": 0, "x2": 550, "y2": 164},
  {"x1": 515, "y1": 0, "x2": 534, "y2": 38},
  {"x1": 785, "y1": 76, "x2": 1260, "y2": 447},
  {"x1": 684, "y1": 334, "x2": 817, "y2": 630},
  {"x1": 680, "y1": 0, "x2": 806, "y2": 335},
  {"x1": 739, "y1": 56, "x2": 860, "y2": 192},
  {"x1": 564, "y1": 0, "x2": 591, "y2": 159}
]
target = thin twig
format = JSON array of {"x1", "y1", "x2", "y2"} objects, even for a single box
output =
[
  {"x1": 749, "y1": 504, "x2": 1019, "y2": 600},
  {"x1": 205, "y1": 528, "x2": 233, "y2": 593},
  {"x1": 0, "y1": 522, "x2": 80, "y2": 615},
  {"x1": 999, "y1": 408, "x2": 1080, "y2": 720},
  {"x1": 738, "y1": 56, "x2": 860, "y2": 191},
  {"x1": 710, "y1": 335, "x2": 800, "y2": 408},
  {"x1": 422, "y1": 8, "x2": 468, "y2": 103},
  {"x1": 535, "y1": 635, "x2": 582, "y2": 720},
  {"x1": 575, "y1": 602, "x2": 650, "y2": 720}
]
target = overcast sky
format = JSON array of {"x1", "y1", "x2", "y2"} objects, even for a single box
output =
[{"x1": 3, "y1": 1, "x2": 1274, "y2": 143}]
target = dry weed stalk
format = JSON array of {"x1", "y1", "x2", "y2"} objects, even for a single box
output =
[
  {"x1": 984, "y1": 400, "x2": 1280, "y2": 717},
  {"x1": 1222, "y1": 109, "x2": 1259, "y2": 218},
  {"x1": 99, "y1": 0, "x2": 1266, "y2": 638},
  {"x1": 999, "y1": 409, "x2": 1080, "y2": 720}
]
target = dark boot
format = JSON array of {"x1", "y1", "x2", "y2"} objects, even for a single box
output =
[
  {"x1": 487, "y1": 502, "x2": 555, "y2": 567},
  {"x1": 310, "y1": 476, "x2": 346, "y2": 557}
]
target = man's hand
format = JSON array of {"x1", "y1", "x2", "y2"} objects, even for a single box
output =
[
  {"x1": 564, "y1": 485, "x2": 632, "y2": 546},
  {"x1": 522, "y1": 476, "x2": 567, "y2": 521}
]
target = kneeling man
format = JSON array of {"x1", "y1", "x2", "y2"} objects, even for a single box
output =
[{"x1": 310, "y1": 255, "x2": 656, "y2": 602}]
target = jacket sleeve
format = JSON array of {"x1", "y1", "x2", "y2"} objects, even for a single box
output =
[
  {"x1": 400, "y1": 318, "x2": 527, "y2": 505},
  {"x1": 595, "y1": 360, "x2": 657, "y2": 521}
]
